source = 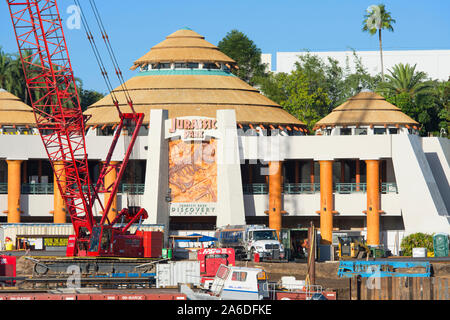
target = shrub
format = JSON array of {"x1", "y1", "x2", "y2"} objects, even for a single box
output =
[{"x1": 400, "y1": 233, "x2": 434, "y2": 256}]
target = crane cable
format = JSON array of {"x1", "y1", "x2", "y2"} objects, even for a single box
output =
[
  {"x1": 88, "y1": 0, "x2": 135, "y2": 114},
  {"x1": 73, "y1": 0, "x2": 120, "y2": 113}
]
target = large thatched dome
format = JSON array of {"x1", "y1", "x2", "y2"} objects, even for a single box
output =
[
  {"x1": 0, "y1": 89, "x2": 35, "y2": 126},
  {"x1": 84, "y1": 28, "x2": 304, "y2": 128}
]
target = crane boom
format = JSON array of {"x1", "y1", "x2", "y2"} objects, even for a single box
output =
[
  {"x1": 7, "y1": 0, "x2": 150, "y2": 257},
  {"x1": 7, "y1": 0, "x2": 95, "y2": 241}
]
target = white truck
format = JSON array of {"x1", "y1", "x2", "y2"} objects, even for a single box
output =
[{"x1": 215, "y1": 225, "x2": 284, "y2": 261}]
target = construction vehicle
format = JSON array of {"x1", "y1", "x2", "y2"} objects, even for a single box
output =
[
  {"x1": 337, "y1": 236, "x2": 391, "y2": 260},
  {"x1": 337, "y1": 236, "x2": 371, "y2": 259},
  {"x1": 6, "y1": 0, "x2": 162, "y2": 269},
  {"x1": 215, "y1": 225, "x2": 284, "y2": 261},
  {"x1": 280, "y1": 227, "x2": 311, "y2": 261},
  {"x1": 197, "y1": 248, "x2": 235, "y2": 290}
]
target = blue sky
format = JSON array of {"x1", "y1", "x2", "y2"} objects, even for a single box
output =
[{"x1": 1, "y1": 0, "x2": 449, "y2": 93}]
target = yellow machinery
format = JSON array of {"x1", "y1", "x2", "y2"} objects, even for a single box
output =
[{"x1": 337, "y1": 236, "x2": 370, "y2": 259}]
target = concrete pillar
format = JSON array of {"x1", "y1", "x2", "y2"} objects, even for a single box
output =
[
  {"x1": 268, "y1": 161, "x2": 283, "y2": 237},
  {"x1": 6, "y1": 160, "x2": 23, "y2": 223},
  {"x1": 216, "y1": 109, "x2": 246, "y2": 227},
  {"x1": 318, "y1": 160, "x2": 334, "y2": 245},
  {"x1": 365, "y1": 160, "x2": 380, "y2": 246},
  {"x1": 53, "y1": 161, "x2": 66, "y2": 223},
  {"x1": 142, "y1": 109, "x2": 170, "y2": 246},
  {"x1": 104, "y1": 161, "x2": 119, "y2": 222}
]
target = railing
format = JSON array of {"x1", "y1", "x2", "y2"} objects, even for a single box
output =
[
  {"x1": 242, "y1": 183, "x2": 268, "y2": 194},
  {"x1": 0, "y1": 183, "x2": 7, "y2": 194},
  {"x1": 283, "y1": 183, "x2": 321, "y2": 194},
  {"x1": 21, "y1": 183, "x2": 54, "y2": 194},
  {"x1": 335, "y1": 183, "x2": 367, "y2": 194},
  {"x1": 381, "y1": 182, "x2": 398, "y2": 193},
  {"x1": 243, "y1": 183, "x2": 397, "y2": 195},
  {"x1": 0, "y1": 183, "x2": 146, "y2": 195},
  {"x1": 120, "y1": 184, "x2": 145, "y2": 195}
]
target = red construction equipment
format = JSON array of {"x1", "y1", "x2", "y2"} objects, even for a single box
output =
[
  {"x1": 197, "y1": 248, "x2": 235, "y2": 287},
  {"x1": 6, "y1": 0, "x2": 158, "y2": 258}
]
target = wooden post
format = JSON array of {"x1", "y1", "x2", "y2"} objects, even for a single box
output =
[
  {"x1": 350, "y1": 277, "x2": 358, "y2": 300},
  {"x1": 307, "y1": 221, "x2": 316, "y2": 286},
  {"x1": 423, "y1": 277, "x2": 431, "y2": 300}
]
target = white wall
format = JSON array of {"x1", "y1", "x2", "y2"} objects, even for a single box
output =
[{"x1": 273, "y1": 50, "x2": 450, "y2": 81}]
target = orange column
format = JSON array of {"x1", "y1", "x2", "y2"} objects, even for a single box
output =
[
  {"x1": 318, "y1": 160, "x2": 334, "y2": 245},
  {"x1": 268, "y1": 161, "x2": 283, "y2": 238},
  {"x1": 104, "y1": 161, "x2": 119, "y2": 222},
  {"x1": 365, "y1": 160, "x2": 380, "y2": 246},
  {"x1": 355, "y1": 159, "x2": 361, "y2": 191},
  {"x1": 310, "y1": 160, "x2": 315, "y2": 184},
  {"x1": 6, "y1": 160, "x2": 23, "y2": 223},
  {"x1": 53, "y1": 161, "x2": 66, "y2": 223}
]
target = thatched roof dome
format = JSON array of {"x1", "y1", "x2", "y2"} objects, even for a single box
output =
[
  {"x1": 0, "y1": 89, "x2": 35, "y2": 126},
  {"x1": 314, "y1": 91, "x2": 419, "y2": 129},
  {"x1": 131, "y1": 28, "x2": 236, "y2": 70},
  {"x1": 85, "y1": 29, "x2": 304, "y2": 127}
]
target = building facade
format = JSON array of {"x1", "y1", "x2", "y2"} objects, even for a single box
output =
[{"x1": 0, "y1": 30, "x2": 449, "y2": 253}]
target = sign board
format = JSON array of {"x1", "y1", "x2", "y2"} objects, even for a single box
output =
[{"x1": 166, "y1": 117, "x2": 218, "y2": 216}]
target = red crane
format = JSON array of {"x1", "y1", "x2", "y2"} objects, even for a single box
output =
[{"x1": 6, "y1": 0, "x2": 159, "y2": 258}]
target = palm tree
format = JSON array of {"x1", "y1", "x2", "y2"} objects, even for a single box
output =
[
  {"x1": 362, "y1": 4, "x2": 396, "y2": 81},
  {"x1": 0, "y1": 48, "x2": 14, "y2": 92},
  {"x1": 378, "y1": 63, "x2": 432, "y2": 97}
]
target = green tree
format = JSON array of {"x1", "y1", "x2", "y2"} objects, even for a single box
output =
[
  {"x1": 378, "y1": 63, "x2": 446, "y2": 136},
  {"x1": 259, "y1": 68, "x2": 330, "y2": 131},
  {"x1": 218, "y1": 30, "x2": 267, "y2": 86},
  {"x1": 378, "y1": 63, "x2": 433, "y2": 97},
  {"x1": 362, "y1": 4, "x2": 396, "y2": 81},
  {"x1": 79, "y1": 87, "x2": 104, "y2": 111},
  {"x1": 400, "y1": 233, "x2": 434, "y2": 256}
]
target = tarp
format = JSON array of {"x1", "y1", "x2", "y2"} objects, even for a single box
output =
[{"x1": 175, "y1": 233, "x2": 218, "y2": 242}]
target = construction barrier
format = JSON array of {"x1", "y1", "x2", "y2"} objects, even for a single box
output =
[{"x1": 349, "y1": 276, "x2": 449, "y2": 300}]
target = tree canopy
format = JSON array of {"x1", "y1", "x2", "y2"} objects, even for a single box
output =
[
  {"x1": 217, "y1": 30, "x2": 268, "y2": 86},
  {"x1": 0, "y1": 47, "x2": 104, "y2": 111}
]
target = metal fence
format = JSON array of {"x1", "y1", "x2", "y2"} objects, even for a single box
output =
[
  {"x1": 0, "y1": 183, "x2": 146, "y2": 195},
  {"x1": 243, "y1": 183, "x2": 397, "y2": 195}
]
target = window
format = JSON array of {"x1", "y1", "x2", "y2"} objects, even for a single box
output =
[
  {"x1": 340, "y1": 128, "x2": 352, "y2": 135},
  {"x1": 388, "y1": 128, "x2": 398, "y2": 135},
  {"x1": 216, "y1": 265, "x2": 230, "y2": 280},
  {"x1": 231, "y1": 271, "x2": 247, "y2": 282},
  {"x1": 355, "y1": 128, "x2": 367, "y2": 135},
  {"x1": 153, "y1": 63, "x2": 171, "y2": 69},
  {"x1": 374, "y1": 128, "x2": 386, "y2": 135},
  {"x1": 175, "y1": 62, "x2": 199, "y2": 69},
  {"x1": 203, "y1": 63, "x2": 219, "y2": 69},
  {"x1": 97, "y1": 126, "x2": 115, "y2": 136},
  {"x1": 252, "y1": 230, "x2": 277, "y2": 241}
]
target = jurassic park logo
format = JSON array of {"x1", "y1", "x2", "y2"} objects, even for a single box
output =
[{"x1": 166, "y1": 117, "x2": 218, "y2": 141}]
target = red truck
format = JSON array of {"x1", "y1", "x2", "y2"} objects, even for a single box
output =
[{"x1": 197, "y1": 248, "x2": 235, "y2": 289}]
